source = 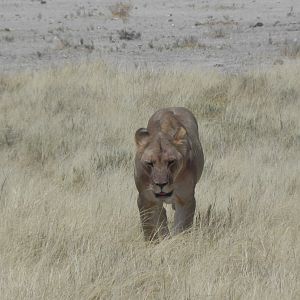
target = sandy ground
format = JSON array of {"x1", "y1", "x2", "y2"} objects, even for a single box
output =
[{"x1": 0, "y1": 0, "x2": 300, "y2": 73}]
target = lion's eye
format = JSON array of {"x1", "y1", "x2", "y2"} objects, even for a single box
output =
[
  {"x1": 168, "y1": 160, "x2": 176, "y2": 167},
  {"x1": 145, "y1": 161, "x2": 154, "y2": 168}
]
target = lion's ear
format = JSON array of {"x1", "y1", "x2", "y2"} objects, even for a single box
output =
[
  {"x1": 174, "y1": 126, "x2": 186, "y2": 144},
  {"x1": 135, "y1": 128, "x2": 149, "y2": 147}
]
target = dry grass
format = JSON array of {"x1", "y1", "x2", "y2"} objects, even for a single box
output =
[
  {"x1": 109, "y1": 2, "x2": 133, "y2": 22},
  {"x1": 281, "y1": 39, "x2": 300, "y2": 59},
  {"x1": 0, "y1": 61, "x2": 299, "y2": 299},
  {"x1": 210, "y1": 28, "x2": 226, "y2": 39},
  {"x1": 215, "y1": 4, "x2": 239, "y2": 10},
  {"x1": 172, "y1": 36, "x2": 207, "y2": 49}
]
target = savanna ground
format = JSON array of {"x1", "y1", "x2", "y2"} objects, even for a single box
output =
[
  {"x1": 0, "y1": 61, "x2": 299, "y2": 299},
  {"x1": 1, "y1": 0, "x2": 300, "y2": 72},
  {"x1": 1, "y1": 1, "x2": 300, "y2": 299}
]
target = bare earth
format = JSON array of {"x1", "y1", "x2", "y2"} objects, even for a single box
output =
[{"x1": 0, "y1": 0, "x2": 299, "y2": 73}]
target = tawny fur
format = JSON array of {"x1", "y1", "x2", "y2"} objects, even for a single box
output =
[{"x1": 134, "y1": 107, "x2": 204, "y2": 241}]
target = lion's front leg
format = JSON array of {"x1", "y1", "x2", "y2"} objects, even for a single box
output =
[
  {"x1": 174, "y1": 196, "x2": 196, "y2": 234},
  {"x1": 158, "y1": 206, "x2": 170, "y2": 238},
  {"x1": 137, "y1": 197, "x2": 169, "y2": 241}
]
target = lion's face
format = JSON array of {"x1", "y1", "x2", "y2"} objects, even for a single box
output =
[{"x1": 135, "y1": 127, "x2": 188, "y2": 199}]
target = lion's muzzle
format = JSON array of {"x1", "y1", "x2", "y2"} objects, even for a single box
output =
[
  {"x1": 155, "y1": 190, "x2": 173, "y2": 198},
  {"x1": 153, "y1": 182, "x2": 173, "y2": 198}
]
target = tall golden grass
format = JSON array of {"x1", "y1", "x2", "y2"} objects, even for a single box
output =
[{"x1": 0, "y1": 62, "x2": 299, "y2": 299}]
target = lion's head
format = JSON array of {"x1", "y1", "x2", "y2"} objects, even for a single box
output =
[{"x1": 135, "y1": 124, "x2": 189, "y2": 200}]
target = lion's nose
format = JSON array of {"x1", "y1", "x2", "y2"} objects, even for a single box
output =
[{"x1": 157, "y1": 182, "x2": 168, "y2": 190}]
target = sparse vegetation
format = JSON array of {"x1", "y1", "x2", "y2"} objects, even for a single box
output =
[
  {"x1": 117, "y1": 29, "x2": 141, "y2": 40},
  {"x1": 109, "y1": 2, "x2": 133, "y2": 22},
  {"x1": 195, "y1": 19, "x2": 238, "y2": 26},
  {"x1": 211, "y1": 28, "x2": 226, "y2": 38},
  {"x1": 215, "y1": 3, "x2": 241, "y2": 10},
  {"x1": 172, "y1": 36, "x2": 206, "y2": 49},
  {"x1": 0, "y1": 61, "x2": 299, "y2": 299},
  {"x1": 281, "y1": 39, "x2": 300, "y2": 58},
  {"x1": 3, "y1": 35, "x2": 14, "y2": 42}
]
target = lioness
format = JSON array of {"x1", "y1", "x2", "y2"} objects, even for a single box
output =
[{"x1": 134, "y1": 107, "x2": 204, "y2": 241}]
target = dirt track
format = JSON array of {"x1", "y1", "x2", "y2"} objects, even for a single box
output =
[{"x1": 0, "y1": 0, "x2": 299, "y2": 73}]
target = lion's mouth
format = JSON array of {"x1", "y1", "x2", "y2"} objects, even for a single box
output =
[{"x1": 155, "y1": 191, "x2": 173, "y2": 198}]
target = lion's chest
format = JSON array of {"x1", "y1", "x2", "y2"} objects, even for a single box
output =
[{"x1": 161, "y1": 196, "x2": 174, "y2": 205}]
